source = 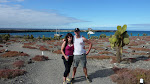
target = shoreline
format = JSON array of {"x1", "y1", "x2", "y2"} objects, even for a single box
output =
[{"x1": 0, "y1": 29, "x2": 116, "y2": 33}]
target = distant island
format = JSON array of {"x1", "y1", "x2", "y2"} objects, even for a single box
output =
[{"x1": 0, "y1": 28, "x2": 116, "y2": 33}]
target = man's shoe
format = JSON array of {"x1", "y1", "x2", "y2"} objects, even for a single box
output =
[
  {"x1": 86, "y1": 76, "x2": 92, "y2": 83},
  {"x1": 70, "y1": 78, "x2": 74, "y2": 82}
]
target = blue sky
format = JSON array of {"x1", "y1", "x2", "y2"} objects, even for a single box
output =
[{"x1": 0, "y1": 0, "x2": 150, "y2": 31}]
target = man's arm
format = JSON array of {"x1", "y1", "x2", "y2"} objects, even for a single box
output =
[{"x1": 82, "y1": 37, "x2": 92, "y2": 55}]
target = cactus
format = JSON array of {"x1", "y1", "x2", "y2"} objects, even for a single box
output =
[
  {"x1": 109, "y1": 24, "x2": 130, "y2": 63},
  {"x1": 27, "y1": 34, "x2": 30, "y2": 39},
  {"x1": 38, "y1": 36, "x2": 41, "y2": 39},
  {"x1": 130, "y1": 33, "x2": 132, "y2": 36},
  {"x1": 143, "y1": 33, "x2": 147, "y2": 36},
  {"x1": 3, "y1": 34, "x2": 9, "y2": 41},
  {"x1": 138, "y1": 33, "x2": 139, "y2": 37},
  {"x1": 30, "y1": 35, "x2": 34, "y2": 39},
  {"x1": 42, "y1": 35, "x2": 46, "y2": 41},
  {"x1": 100, "y1": 34, "x2": 106, "y2": 38}
]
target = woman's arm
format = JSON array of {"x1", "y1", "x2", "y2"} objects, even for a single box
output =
[{"x1": 61, "y1": 41, "x2": 68, "y2": 60}]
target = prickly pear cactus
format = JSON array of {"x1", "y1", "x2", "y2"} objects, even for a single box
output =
[{"x1": 109, "y1": 24, "x2": 130, "y2": 63}]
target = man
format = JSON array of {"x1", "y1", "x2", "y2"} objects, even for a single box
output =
[{"x1": 71, "y1": 28, "x2": 92, "y2": 83}]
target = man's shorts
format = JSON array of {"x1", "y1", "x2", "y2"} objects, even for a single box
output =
[{"x1": 73, "y1": 54, "x2": 87, "y2": 68}]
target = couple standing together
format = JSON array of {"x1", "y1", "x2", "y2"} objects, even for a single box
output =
[{"x1": 61, "y1": 28, "x2": 92, "y2": 84}]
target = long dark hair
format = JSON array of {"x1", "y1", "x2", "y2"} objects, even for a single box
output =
[
  {"x1": 63, "y1": 33, "x2": 74, "y2": 52},
  {"x1": 65, "y1": 33, "x2": 74, "y2": 45}
]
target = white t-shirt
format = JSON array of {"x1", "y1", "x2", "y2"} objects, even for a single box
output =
[{"x1": 73, "y1": 35, "x2": 86, "y2": 55}]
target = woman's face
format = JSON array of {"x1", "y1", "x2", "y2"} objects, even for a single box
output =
[{"x1": 67, "y1": 36, "x2": 72, "y2": 42}]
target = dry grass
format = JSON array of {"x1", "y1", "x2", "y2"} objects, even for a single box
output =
[
  {"x1": 13, "y1": 60, "x2": 24, "y2": 68},
  {"x1": 131, "y1": 53, "x2": 147, "y2": 55},
  {"x1": 98, "y1": 51, "x2": 113, "y2": 54},
  {"x1": 128, "y1": 41, "x2": 139, "y2": 46},
  {"x1": 53, "y1": 50, "x2": 62, "y2": 54},
  {"x1": 22, "y1": 46, "x2": 37, "y2": 49},
  {"x1": 39, "y1": 46, "x2": 48, "y2": 51},
  {"x1": 32, "y1": 55, "x2": 49, "y2": 61},
  {"x1": 6, "y1": 43, "x2": 11, "y2": 45},
  {"x1": 0, "y1": 45, "x2": 3, "y2": 47},
  {"x1": 49, "y1": 46, "x2": 53, "y2": 48},
  {"x1": 87, "y1": 55, "x2": 115, "y2": 60},
  {"x1": 0, "y1": 49, "x2": 5, "y2": 53},
  {"x1": 24, "y1": 42, "x2": 36, "y2": 46},
  {"x1": 110, "y1": 67, "x2": 150, "y2": 84},
  {"x1": 0, "y1": 51, "x2": 29, "y2": 57},
  {"x1": 129, "y1": 47, "x2": 150, "y2": 52},
  {"x1": 0, "y1": 69, "x2": 26, "y2": 79}
]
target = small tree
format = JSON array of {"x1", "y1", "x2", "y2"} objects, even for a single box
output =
[
  {"x1": 109, "y1": 24, "x2": 130, "y2": 63},
  {"x1": 138, "y1": 33, "x2": 139, "y2": 37}
]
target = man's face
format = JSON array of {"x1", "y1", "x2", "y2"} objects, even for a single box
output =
[{"x1": 74, "y1": 31, "x2": 80, "y2": 36}]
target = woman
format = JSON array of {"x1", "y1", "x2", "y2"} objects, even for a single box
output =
[{"x1": 61, "y1": 33, "x2": 74, "y2": 84}]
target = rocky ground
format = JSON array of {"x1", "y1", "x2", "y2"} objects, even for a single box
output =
[{"x1": 0, "y1": 36, "x2": 150, "y2": 84}]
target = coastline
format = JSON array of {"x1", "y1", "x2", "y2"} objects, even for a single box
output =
[{"x1": 0, "y1": 29, "x2": 116, "y2": 33}]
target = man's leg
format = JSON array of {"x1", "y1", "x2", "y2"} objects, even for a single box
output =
[
  {"x1": 83, "y1": 67, "x2": 88, "y2": 77},
  {"x1": 72, "y1": 67, "x2": 77, "y2": 78}
]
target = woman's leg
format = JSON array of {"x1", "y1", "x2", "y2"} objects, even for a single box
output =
[{"x1": 63, "y1": 57, "x2": 70, "y2": 82}]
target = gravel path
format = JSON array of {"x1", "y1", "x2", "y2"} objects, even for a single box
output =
[{"x1": 0, "y1": 42, "x2": 116, "y2": 84}]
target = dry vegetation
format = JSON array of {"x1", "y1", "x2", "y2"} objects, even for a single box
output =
[
  {"x1": 32, "y1": 55, "x2": 49, "y2": 61},
  {"x1": 0, "y1": 69, "x2": 26, "y2": 79},
  {"x1": 110, "y1": 67, "x2": 150, "y2": 84},
  {"x1": 13, "y1": 60, "x2": 25, "y2": 68},
  {"x1": 0, "y1": 51, "x2": 29, "y2": 57}
]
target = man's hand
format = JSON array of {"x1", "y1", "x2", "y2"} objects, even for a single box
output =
[{"x1": 86, "y1": 51, "x2": 89, "y2": 55}]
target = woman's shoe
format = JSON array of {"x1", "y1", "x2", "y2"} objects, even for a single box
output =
[
  {"x1": 63, "y1": 81, "x2": 67, "y2": 84},
  {"x1": 66, "y1": 77, "x2": 71, "y2": 81}
]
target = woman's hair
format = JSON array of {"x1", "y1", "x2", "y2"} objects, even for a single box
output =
[{"x1": 65, "y1": 33, "x2": 74, "y2": 45}]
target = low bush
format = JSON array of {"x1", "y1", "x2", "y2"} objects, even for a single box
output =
[
  {"x1": 32, "y1": 55, "x2": 49, "y2": 61},
  {"x1": 87, "y1": 55, "x2": 113, "y2": 60},
  {"x1": 129, "y1": 47, "x2": 150, "y2": 52},
  {"x1": 110, "y1": 67, "x2": 150, "y2": 84},
  {"x1": 98, "y1": 51, "x2": 113, "y2": 54},
  {"x1": 0, "y1": 69, "x2": 26, "y2": 79},
  {"x1": 0, "y1": 51, "x2": 29, "y2": 57},
  {"x1": 22, "y1": 46, "x2": 37, "y2": 49},
  {"x1": 0, "y1": 45, "x2": 3, "y2": 47},
  {"x1": 13, "y1": 60, "x2": 24, "y2": 68},
  {"x1": 39, "y1": 46, "x2": 48, "y2": 51},
  {"x1": 53, "y1": 50, "x2": 62, "y2": 54}
]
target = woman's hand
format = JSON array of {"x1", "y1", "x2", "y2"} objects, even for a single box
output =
[{"x1": 64, "y1": 55, "x2": 69, "y2": 61}]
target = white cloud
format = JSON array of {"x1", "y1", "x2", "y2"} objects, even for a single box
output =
[
  {"x1": 0, "y1": 0, "x2": 24, "y2": 3},
  {"x1": 0, "y1": 5, "x2": 85, "y2": 28},
  {"x1": 0, "y1": 0, "x2": 9, "y2": 3}
]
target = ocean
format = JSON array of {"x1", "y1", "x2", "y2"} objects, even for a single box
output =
[{"x1": 0, "y1": 31, "x2": 150, "y2": 39}]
